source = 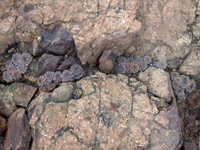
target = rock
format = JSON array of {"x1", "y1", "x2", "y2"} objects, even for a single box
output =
[
  {"x1": 183, "y1": 141, "x2": 198, "y2": 150},
  {"x1": 31, "y1": 71, "x2": 181, "y2": 149},
  {"x1": 39, "y1": 25, "x2": 74, "y2": 55},
  {"x1": 37, "y1": 54, "x2": 63, "y2": 77},
  {"x1": 138, "y1": 67, "x2": 173, "y2": 102},
  {"x1": 86, "y1": 68, "x2": 95, "y2": 76},
  {"x1": 192, "y1": 16, "x2": 200, "y2": 40},
  {"x1": 46, "y1": 83, "x2": 59, "y2": 92},
  {"x1": 0, "y1": 83, "x2": 37, "y2": 116},
  {"x1": 134, "y1": 0, "x2": 195, "y2": 69},
  {"x1": 51, "y1": 82, "x2": 73, "y2": 102},
  {"x1": 0, "y1": 0, "x2": 16, "y2": 55},
  {"x1": 0, "y1": 116, "x2": 7, "y2": 135},
  {"x1": 179, "y1": 51, "x2": 200, "y2": 81},
  {"x1": 27, "y1": 92, "x2": 51, "y2": 137},
  {"x1": 0, "y1": 99, "x2": 17, "y2": 117},
  {"x1": 3, "y1": 108, "x2": 31, "y2": 150},
  {"x1": 57, "y1": 56, "x2": 77, "y2": 71},
  {"x1": 99, "y1": 50, "x2": 117, "y2": 73},
  {"x1": 6, "y1": 0, "x2": 141, "y2": 66},
  {"x1": 10, "y1": 82, "x2": 37, "y2": 107}
]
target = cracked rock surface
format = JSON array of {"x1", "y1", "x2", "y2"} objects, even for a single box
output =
[{"x1": 29, "y1": 72, "x2": 181, "y2": 149}]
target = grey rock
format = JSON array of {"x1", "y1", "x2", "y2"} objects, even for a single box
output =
[{"x1": 37, "y1": 54, "x2": 63, "y2": 77}]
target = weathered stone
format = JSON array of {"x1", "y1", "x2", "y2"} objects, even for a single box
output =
[
  {"x1": 0, "y1": 0, "x2": 16, "y2": 55},
  {"x1": 10, "y1": 82, "x2": 37, "y2": 107},
  {"x1": 57, "y1": 56, "x2": 77, "y2": 71},
  {"x1": 6, "y1": 0, "x2": 141, "y2": 66},
  {"x1": 192, "y1": 16, "x2": 200, "y2": 40},
  {"x1": 99, "y1": 50, "x2": 117, "y2": 73},
  {"x1": 138, "y1": 67, "x2": 173, "y2": 102},
  {"x1": 51, "y1": 82, "x2": 73, "y2": 102},
  {"x1": 179, "y1": 51, "x2": 200, "y2": 81},
  {"x1": 0, "y1": 99, "x2": 17, "y2": 117},
  {"x1": 3, "y1": 108, "x2": 31, "y2": 150},
  {"x1": 27, "y1": 92, "x2": 51, "y2": 137},
  {"x1": 39, "y1": 25, "x2": 74, "y2": 55},
  {"x1": 0, "y1": 83, "x2": 36, "y2": 115},
  {"x1": 37, "y1": 54, "x2": 63, "y2": 77},
  {"x1": 134, "y1": 0, "x2": 195, "y2": 69},
  {"x1": 0, "y1": 115, "x2": 7, "y2": 135},
  {"x1": 183, "y1": 141, "x2": 198, "y2": 150},
  {"x1": 31, "y1": 71, "x2": 181, "y2": 149},
  {"x1": 46, "y1": 83, "x2": 59, "y2": 92}
]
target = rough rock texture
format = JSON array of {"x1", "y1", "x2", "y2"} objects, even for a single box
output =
[
  {"x1": 51, "y1": 82, "x2": 73, "y2": 102},
  {"x1": 30, "y1": 71, "x2": 181, "y2": 149},
  {"x1": 183, "y1": 141, "x2": 198, "y2": 150},
  {"x1": 39, "y1": 25, "x2": 74, "y2": 55},
  {"x1": 57, "y1": 56, "x2": 77, "y2": 71},
  {"x1": 0, "y1": 0, "x2": 16, "y2": 55},
  {"x1": 0, "y1": 0, "x2": 141, "y2": 66},
  {"x1": 9, "y1": 82, "x2": 37, "y2": 107},
  {"x1": 0, "y1": 116, "x2": 7, "y2": 135},
  {"x1": 3, "y1": 108, "x2": 31, "y2": 150},
  {"x1": 0, "y1": 83, "x2": 36, "y2": 116},
  {"x1": 27, "y1": 92, "x2": 51, "y2": 137},
  {"x1": 138, "y1": 67, "x2": 173, "y2": 102},
  {"x1": 134, "y1": 0, "x2": 196, "y2": 69},
  {"x1": 179, "y1": 51, "x2": 200, "y2": 81},
  {"x1": 37, "y1": 54, "x2": 63, "y2": 77},
  {"x1": 99, "y1": 50, "x2": 117, "y2": 73}
]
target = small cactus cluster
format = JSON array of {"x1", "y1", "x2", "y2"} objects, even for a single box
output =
[
  {"x1": 115, "y1": 55, "x2": 152, "y2": 75},
  {"x1": 37, "y1": 64, "x2": 84, "y2": 87},
  {"x1": 3, "y1": 52, "x2": 33, "y2": 83},
  {"x1": 170, "y1": 71, "x2": 196, "y2": 100}
]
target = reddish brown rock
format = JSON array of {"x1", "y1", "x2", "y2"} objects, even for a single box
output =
[
  {"x1": 31, "y1": 71, "x2": 181, "y2": 149},
  {"x1": 99, "y1": 50, "x2": 117, "y2": 73},
  {"x1": 4, "y1": 108, "x2": 31, "y2": 150},
  {"x1": 57, "y1": 56, "x2": 77, "y2": 71},
  {"x1": 37, "y1": 54, "x2": 63, "y2": 77},
  {"x1": 27, "y1": 92, "x2": 51, "y2": 137},
  {"x1": 10, "y1": 82, "x2": 37, "y2": 107},
  {"x1": 183, "y1": 141, "x2": 198, "y2": 150},
  {"x1": 0, "y1": 115, "x2": 7, "y2": 135},
  {"x1": 0, "y1": 99, "x2": 17, "y2": 117},
  {"x1": 0, "y1": 0, "x2": 17, "y2": 55},
  {"x1": 4, "y1": 0, "x2": 141, "y2": 67}
]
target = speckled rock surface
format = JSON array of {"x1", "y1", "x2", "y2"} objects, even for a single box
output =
[
  {"x1": 0, "y1": 83, "x2": 36, "y2": 115},
  {"x1": 3, "y1": 108, "x2": 31, "y2": 150},
  {"x1": 30, "y1": 71, "x2": 181, "y2": 149},
  {"x1": 0, "y1": 116, "x2": 7, "y2": 135},
  {"x1": 133, "y1": 0, "x2": 196, "y2": 69},
  {"x1": 138, "y1": 67, "x2": 173, "y2": 103},
  {"x1": 179, "y1": 50, "x2": 200, "y2": 81},
  {"x1": 0, "y1": 0, "x2": 141, "y2": 66}
]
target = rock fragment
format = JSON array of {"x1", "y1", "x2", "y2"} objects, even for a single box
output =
[
  {"x1": 3, "y1": 108, "x2": 31, "y2": 150},
  {"x1": 37, "y1": 54, "x2": 63, "y2": 77},
  {"x1": 99, "y1": 50, "x2": 117, "y2": 73}
]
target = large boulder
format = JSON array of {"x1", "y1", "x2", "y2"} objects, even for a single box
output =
[{"x1": 29, "y1": 71, "x2": 182, "y2": 149}]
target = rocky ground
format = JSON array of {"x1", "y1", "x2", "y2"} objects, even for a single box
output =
[{"x1": 1, "y1": 0, "x2": 200, "y2": 149}]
